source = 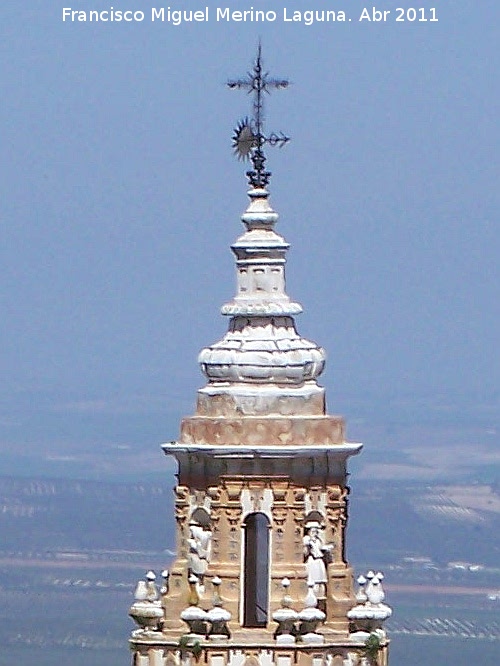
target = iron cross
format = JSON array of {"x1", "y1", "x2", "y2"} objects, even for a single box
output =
[{"x1": 227, "y1": 45, "x2": 290, "y2": 188}]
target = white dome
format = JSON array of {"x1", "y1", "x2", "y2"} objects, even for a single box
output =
[{"x1": 199, "y1": 316, "x2": 325, "y2": 385}]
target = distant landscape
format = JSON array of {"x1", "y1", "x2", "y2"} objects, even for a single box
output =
[
  {"x1": 0, "y1": 469, "x2": 499, "y2": 664},
  {"x1": 0, "y1": 392, "x2": 498, "y2": 665}
]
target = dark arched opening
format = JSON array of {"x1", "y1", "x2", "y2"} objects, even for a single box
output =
[{"x1": 243, "y1": 512, "x2": 270, "y2": 627}]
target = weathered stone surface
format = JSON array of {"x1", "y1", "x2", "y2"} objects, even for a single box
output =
[
  {"x1": 180, "y1": 415, "x2": 345, "y2": 447},
  {"x1": 196, "y1": 384, "x2": 326, "y2": 417}
]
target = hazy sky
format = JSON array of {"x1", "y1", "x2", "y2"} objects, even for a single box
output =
[{"x1": 1, "y1": 1, "x2": 498, "y2": 468}]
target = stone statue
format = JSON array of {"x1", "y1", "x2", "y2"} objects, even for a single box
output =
[
  {"x1": 187, "y1": 522, "x2": 212, "y2": 587},
  {"x1": 303, "y1": 522, "x2": 332, "y2": 597}
]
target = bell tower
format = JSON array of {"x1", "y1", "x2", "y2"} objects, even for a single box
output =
[{"x1": 129, "y1": 48, "x2": 391, "y2": 666}]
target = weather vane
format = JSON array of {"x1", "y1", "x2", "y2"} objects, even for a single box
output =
[{"x1": 227, "y1": 44, "x2": 290, "y2": 188}]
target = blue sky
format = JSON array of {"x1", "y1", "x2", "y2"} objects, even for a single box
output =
[{"x1": 0, "y1": 1, "x2": 498, "y2": 469}]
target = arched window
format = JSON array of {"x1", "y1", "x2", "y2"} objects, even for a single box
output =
[{"x1": 243, "y1": 512, "x2": 270, "y2": 627}]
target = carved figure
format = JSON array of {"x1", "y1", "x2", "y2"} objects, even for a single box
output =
[
  {"x1": 303, "y1": 522, "x2": 332, "y2": 597},
  {"x1": 187, "y1": 522, "x2": 212, "y2": 586}
]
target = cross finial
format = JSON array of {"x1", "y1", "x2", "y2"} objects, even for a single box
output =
[{"x1": 227, "y1": 44, "x2": 290, "y2": 188}]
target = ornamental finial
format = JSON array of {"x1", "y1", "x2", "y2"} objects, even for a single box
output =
[{"x1": 227, "y1": 43, "x2": 290, "y2": 188}]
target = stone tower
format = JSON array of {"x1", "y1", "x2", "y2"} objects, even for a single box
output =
[{"x1": 129, "y1": 50, "x2": 391, "y2": 666}]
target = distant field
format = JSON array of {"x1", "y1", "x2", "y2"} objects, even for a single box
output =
[
  {"x1": 0, "y1": 647, "x2": 128, "y2": 666},
  {"x1": 390, "y1": 635, "x2": 500, "y2": 666},
  {"x1": 0, "y1": 472, "x2": 499, "y2": 666}
]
